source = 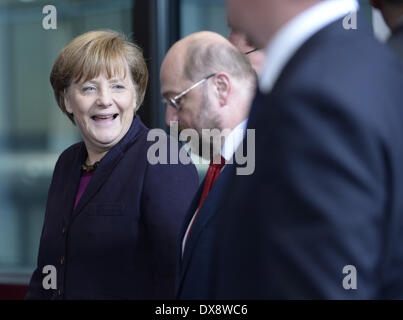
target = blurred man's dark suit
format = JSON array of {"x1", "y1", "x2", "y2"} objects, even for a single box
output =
[
  {"x1": 178, "y1": 12, "x2": 403, "y2": 299},
  {"x1": 388, "y1": 23, "x2": 403, "y2": 64}
]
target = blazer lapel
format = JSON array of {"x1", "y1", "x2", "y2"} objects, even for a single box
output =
[
  {"x1": 177, "y1": 181, "x2": 205, "y2": 256},
  {"x1": 177, "y1": 164, "x2": 235, "y2": 295},
  {"x1": 70, "y1": 116, "x2": 144, "y2": 222},
  {"x1": 246, "y1": 86, "x2": 263, "y2": 130},
  {"x1": 175, "y1": 181, "x2": 204, "y2": 292},
  {"x1": 62, "y1": 143, "x2": 87, "y2": 224},
  {"x1": 71, "y1": 149, "x2": 125, "y2": 221}
]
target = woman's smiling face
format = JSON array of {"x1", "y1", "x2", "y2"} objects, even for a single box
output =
[{"x1": 65, "y1": 66, "x2": 137, "y2": 154}]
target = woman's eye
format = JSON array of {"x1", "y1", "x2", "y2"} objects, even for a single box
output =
[
  {"x1": 82, "y1": 87, "x2": 95, "y2": 92},
  {"x1": 113, "y1": 84, "x2": 125, "y2": 90}
]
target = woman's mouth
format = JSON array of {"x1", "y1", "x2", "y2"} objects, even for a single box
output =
[{"x1": 91, "y1": 113, "x2": 119, "y2": 124}]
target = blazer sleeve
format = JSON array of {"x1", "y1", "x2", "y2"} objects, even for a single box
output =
[{"x1": 140, "y1": 142, "x2": 199, "y2": 299}]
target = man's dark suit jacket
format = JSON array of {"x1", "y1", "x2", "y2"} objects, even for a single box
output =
[
  {"x1": 177, "y1": 164, "x2": 233, "y2": 299},
  {"x1": 388, "y1": 23, "x2": 403, "y2": 65},
  {"x1": 177, "y1": 15, "x2": 403, "y2": 299},
  {"x1": 26, "y1": 116, "x2": 199, "y2": 299}
]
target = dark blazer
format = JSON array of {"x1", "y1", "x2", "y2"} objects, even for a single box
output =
[
  {"x1": 388, "y1": 23, "x2": 403, "y2": 65},
  {"x1": 177, "y1": 15, "x2": 403, "y2": 299},
  {"x1": 26, "y1": 116, "x2": 199, "y2": 300},
  {"x1": 176, "y1": 165, "x2": 233, "y2": 299}
]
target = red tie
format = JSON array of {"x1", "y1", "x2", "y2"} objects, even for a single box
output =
[
  {"x1": 196, "y1": 156, "x2": 226, "y2": 211},
  {"x1": 183, "y1": 156, "x2": 226, "y2": 251}
]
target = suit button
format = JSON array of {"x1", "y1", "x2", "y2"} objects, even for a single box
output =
[
  {"x1": 61, "y1": 256, "x2": 65, "y2": 265},
  {"x1": 58, "y1": 289, "x2": 62, "y2": 296}
]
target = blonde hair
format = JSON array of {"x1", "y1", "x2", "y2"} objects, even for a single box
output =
[{"x1": 50, "y1": 30, "x2": 148, "y2": 123}]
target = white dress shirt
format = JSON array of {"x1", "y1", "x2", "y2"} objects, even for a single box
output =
[
  {"x1": 221, "y1": 118, "x2": 248, "y2": 162},
  {"x1": 259, "y1": 0, "x2": 359, "y2": 94}
]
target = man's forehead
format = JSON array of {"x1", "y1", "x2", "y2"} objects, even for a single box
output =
[
  {"x1": 161, "y1": 59, "x2": 184, "y2": 83},
  {"x1": 161, "y1": 46, "x2": 187, "y2": 86},
  {"x1": 160, "y1": 67, "x2": 185, "y2": 97},
  {"x1": 161, "y1": 44, "x2": 186, "y2": 74}
]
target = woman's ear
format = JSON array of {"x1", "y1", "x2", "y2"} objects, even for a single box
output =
[
  {"x1": 133, "y1": 91, "x2": 138, "y2": 111},
  {"x1": 213, "y1": 72, "x2": 231, "y2": 107},
  {"x1": 64, "y1": 90, "x2": 73, "y2": 114}
]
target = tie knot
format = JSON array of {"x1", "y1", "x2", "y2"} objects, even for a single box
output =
[{"x1": 210, "y1": 156, "x2": 226, "y2": 170}]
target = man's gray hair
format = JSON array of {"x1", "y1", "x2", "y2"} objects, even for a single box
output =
[{"x1": 183, "y1": 38, "x2": 256, "y2": 83}]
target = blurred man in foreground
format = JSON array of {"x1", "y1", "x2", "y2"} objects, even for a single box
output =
[{"x1": 193, "y1": 0, "x2": 403, "y2": 299}]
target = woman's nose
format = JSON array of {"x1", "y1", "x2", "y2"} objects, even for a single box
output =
[{"x1": 96, "y1": 89, "x2": 113, "y2": 107}]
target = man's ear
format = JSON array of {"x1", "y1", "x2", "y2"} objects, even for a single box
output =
[{"x1": 213, "y1": 72, "x2": 231, "y2": 107}]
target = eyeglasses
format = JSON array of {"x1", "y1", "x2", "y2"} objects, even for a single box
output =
[
  {"x1": 245, "y1": 48, "x2": 259, "y2": 55},
  {"x1": 162, "y1": 73, "x2": 216, "y2": 111}
]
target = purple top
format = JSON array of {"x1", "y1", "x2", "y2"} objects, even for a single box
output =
[{"x1": 73, "y1": 170, "x2": 94, "y2": 210}]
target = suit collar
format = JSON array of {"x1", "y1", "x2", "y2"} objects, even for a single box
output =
[
  {"x1": 62, "y1": 144, "x2": 86, "y2": 224},
  {"x1": 176, "y1": 164, "x2": 234, "y2": 296},
  {"x1": 95, "y1": 115, "x2": 146, "y2": 168},
  {"x1": 70, "y1": 116, "x2": 146, "y2": 221},
  {"x1": 259, "y1": 0, "x2": 358, "y2": 94},
  {"x1": 175, "y1": 180, "x2": 205, "y2": 281}
]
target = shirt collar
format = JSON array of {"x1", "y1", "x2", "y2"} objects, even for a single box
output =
[
  {"x1": 221, "y1": 118, "x2": 248, "y2": 162},
  {"x1": 259, "y1": 0, "x2": 359, "y2": 94}
]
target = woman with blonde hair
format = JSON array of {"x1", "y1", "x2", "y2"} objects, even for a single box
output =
[{"x1": 26, "y1": 30, "x2": 198, "y2": 299}]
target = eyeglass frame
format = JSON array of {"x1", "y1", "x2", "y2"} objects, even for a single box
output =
[
  {"x1": 162, "y1": 73, "x2": 216, "y2": 111},
  {"x1": 244, "y1": 48, "x2": 259, "y2": 55},
  {"x1": 161, "y1": 48, "x2": 259, "y2": 111}
]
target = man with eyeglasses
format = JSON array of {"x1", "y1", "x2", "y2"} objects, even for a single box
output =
[{"x1": 160, "y1": 31, "x2": 256, "y2": 299}]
